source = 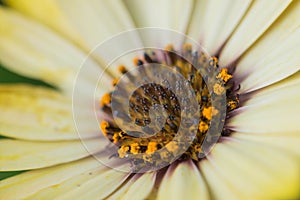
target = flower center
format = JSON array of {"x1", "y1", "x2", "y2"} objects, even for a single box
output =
[{"x1": 99, "y1": 44, "x2": 239, "y2": 169}]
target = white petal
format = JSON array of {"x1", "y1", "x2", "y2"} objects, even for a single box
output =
[
  {"x1": 6, "y1": 0, "x2": 143, "y2": 75},
  {"x1": 124, "y1": 0, "x2": 192, "y2": 30},
  {"x1": 186, "y1": 0, "x2": 208, "y2": 45},
  {"x1": 241, "y1": 72, "x2": 300, "y2": 106},
  {"x1": 107, "y1": 173, "x2": 156, "y2": 200},
  {"x1": 235, "y1": 2, "x2": 300, "y2": 92},
  {"x1": 5, "y1": 0, "x2": 84, "y2": 48},
  {"x1": 232, "y1": 132, "x2": 300, "y2": 157},
  {"x1": 0, "y1": 138, "x2": 104, "y2": 171},
  {"x1": 5, "y1": 0, "x2": 136, "y2": 50},
  {"x1": 237, "y1": 28, "x2": 300, "y2": 93},
  {"x1": 200, "y1": 139, "x2": 300, "y2": 199},
  {"x1": 124, "y1": 0, "x2": 193, "y2": 48},
  {"x1": 219, "y1": 0, "x2": 291, "y2": 66},
  {"x1": 157, "y1": 160, "x2": 210, "y2": 200},
  {"x1": 235, "y1": 1, "x2": 300, "y2": 88},
  {"x1": 188, "y1": 0, "x2": 251, "y2": 55},
  {"x1": 228, "y1": 81, "x2": 300, "y2": 134},
  {"x1": 26, "y1": 166, "x2": 129, "y2": 200},
  {"x1": 0, "y1": 157, "x2": 104, "y2": 199},
  {"x1": 0, "y1": 84, "x2": 100, "y2": 141},
  {"x1": 0, "y1": 7, "x2": 109, "y2": 93},
  {"x1": 200, "y1": 160, "x2": 241, "y2": 200}
]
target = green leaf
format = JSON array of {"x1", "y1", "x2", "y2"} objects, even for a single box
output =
[
  {"x1": 0, "y1": 64, "x2": 55, "y2": 88},
  {"x1": 0, "y1": 171, "x2": 26, "y2": 181}
]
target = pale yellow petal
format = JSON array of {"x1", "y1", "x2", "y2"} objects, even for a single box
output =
[
  {"x1": 26, "y1": 166, "x2": 129, "y2": 200},
  {"x1": 186, "y1": 0, "x2": 208, "y2": 45},
  {"x1": 0, "y1": 84, "x2": 100, "y2": 141},
  {"x1": 5, "y1": 0, "x2": 136, "y2": 50},
  {"x1": 235, "y1": 1, "x2": 300, "y2": 93},
  {"x1": 108, "y1": 172, "x2": 156, "y2": 200},
  {"x1": 219, "y1": 0, "x2": 291, "y2": 66},
  {"x1": 238, "y1": 28, "x2": 300, "y2": 93},
  {"x1": 50, "y1": 169, "x2": 128, "y2": 200},
  {"x1": 0, "y1": 7, "x2": 109, "y2": 93},
  {"x1": 188, "y1": 0, "x2": 251, "y2": 55},
  {"x1": 201, "y1": 140, "x2": 300, "y2": 199},
  {"x1": 124, "y1": 0, "x2": 193, "y2": 48},
  {"x1": 0, "y1": 157, "x2": 104, "y2": 200},
  {"x1": 200, "y1": 160, "x2": 241, "y2": 200},
  {"x1": 4, "y1": 0, "x2": 84, "y2": 48},
  {"x1": 228, "y1": 82, "x2": 300, "y2": 134},
  {"x1": 157, "y1": 160, "x2": 209, "y2": 200},
  {"x1": 5, "y1": 0, "x2": 143, "y2": 75},
  {"x1": 0, "y1": 138, "x2": 104, "y2": 171},
  {"x1": 124, "y1": 0, "x2": 192, "y2": 31},
  {"x1": 232, "y1": 132, "x2": 300, "y2": 157},
  {"x1": 240, "y1": 71, "x2": 300, "y2": 106}
]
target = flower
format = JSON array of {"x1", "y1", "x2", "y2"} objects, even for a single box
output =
[{"x1": 0, "y1": 0, "x2": 300, "y2": 199}]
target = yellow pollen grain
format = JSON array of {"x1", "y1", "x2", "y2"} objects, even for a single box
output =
[
  {"x1": 217, "y1": 68, "x2": 232, "y2": 83},
  {"x1": 130, "y1": 143, "x2": 140, "y2": 154},
  {"x1": 166, "y1": 141, "x2": 179, "y2": 152},
  {"x1": 112, "y1": 133, "x2": 119, "y2": 144},
  {"x1": 118, "y1": 146, "x2": 129, "y2": 158},
  {"x1": 213, "y1": 83, "x2": 225, "y2": 95},
  {"x1": 118, "y1": 132, "x2": 124, "y2": 138},
  {"x1": 183, "y1": 43, "x2": 192, "y2": 51},
  {"x1": 199, "y1": 121, "x2": 209, "y2": 132},
  {"x1": 133, "y1": 57, "x2": 139, "y2": 66},
  {"x1": 146, "y1": 142, "x2": 158, "y2": 155},
  {"x1": 100, "y1": 93, "x2": 111, "y2": 107},
  {"x1": 160, "y1": 150, "x2": 170, "y2": 159},
  {"x1": 208, "y1": 57, "x2": 218, "y2": 67},
  {"x1": 175, "y1": 60, "x2": 184, "y2": 68},
  {"x1": 165, "y1": 44, "x2": 174, "y2": 51},
  {"x1": 202, "y1": 107, "x2": 219, "y2": 120},
  {"x1": 100, "y1": 121, "x2": 109, "y2": 136},
  {"x1": 118, "y1": 65, "x2": 127, "y2": 74},
  {"x1": 112, "y1": 79, "x2": 119, "y2": 86},
  {"x1": 227, "y1": 100, "x2": 238, "y2": 111}
]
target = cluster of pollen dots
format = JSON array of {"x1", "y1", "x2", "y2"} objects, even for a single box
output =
[{"x1": 100, "y1": 44, "x2": 239, "y2": 169}]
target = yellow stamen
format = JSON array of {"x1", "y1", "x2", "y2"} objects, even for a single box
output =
[
  {"x1": 208, "y1": 57, "x2": 218, "y2": 67},
  {"x1": 100, "y1": 93, "x2": 111, "y2": 107},
  {"x1": 166, "y1": 141, "x2": 179, "y2": 152},
  {"x1": 217, "y1": 68, "x2": 232, "y2": 83},
  {"x1": 130, "y1": 143, "x2": 140, "y2": 154},
  {"x1": 165, "y1": 44, "x2": 174, "y2": 51},
  {"x1": 100, "y1": 120, "x2": 109, "y2": 136},
  {"x1": 227, "y1": 99, "x2": 239, "y2": 111},
  {"x1": 202, "y1": 107, "x2": 219, "y2": 120},
  {"x1": 112, "y1": 79, "x2": 119, "y2": 86},
  {"x1": 199, "y1": 121, "x2": 209, "y2": 133},
  {"x1": 118, "y1": 65, "x2": 127, "y2": 74},
  {"x1": 183, "y1": 43, "x2": 192, "y2": 51},
  {"x1": 146, "y1": 142, "x2": 158, "y2": 155},
  {"x1": 213, "y1": 83, "x2": 225, "y2": 95},
  {"x1": 112, "y1": 133, "x2": 119, "y2": 144},
  {"x1": 133, "y1": 57, "x2": 139, "y2": 66},
  {"x1": 118, "y1": 146, "x2": 129, "y2": 158}
]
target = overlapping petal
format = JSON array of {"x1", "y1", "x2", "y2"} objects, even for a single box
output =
[
  {"x1": 157, "y1": 160, "x2": 209, "y2": 200},
  {"x1": 200, "y1": 139, "x2": 300, "y2": 199},
  {"x1": 219, "y1": 0, "x2": 291, "y2": 66}
]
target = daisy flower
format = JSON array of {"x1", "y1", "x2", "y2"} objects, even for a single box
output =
[{"x1": 0, "y1": 0, "x2": 300, "y2": 199}]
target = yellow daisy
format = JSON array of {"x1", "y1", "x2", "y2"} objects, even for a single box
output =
[{"x1": 0, "y1": 0, "x2": 300, "y2": 200}]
